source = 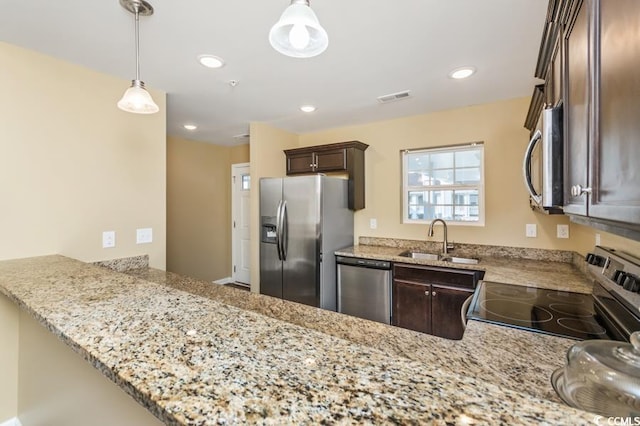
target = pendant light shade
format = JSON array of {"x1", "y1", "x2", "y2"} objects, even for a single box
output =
[
  {"x1": 117, "y1": 0, "x2": 159, "y2": 114},
  {"x1": 269, "y1": 0, "x2": 328, "y2": 58},
  {"x1": 117, "y1": 79, "x2": 159, "y2": 114}
]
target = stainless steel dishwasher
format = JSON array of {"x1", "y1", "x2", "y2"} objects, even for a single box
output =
[{"x1": 336, "y1": 255, "x2": 392, "y2": 324}]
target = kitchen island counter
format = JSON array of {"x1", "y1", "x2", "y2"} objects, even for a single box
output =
[
  {"x1": 129, "y1": 264, "x2": 587, "y2": 404},
  {"x1": 0, "y1": 255, "x2": 593, "y2": 425}
]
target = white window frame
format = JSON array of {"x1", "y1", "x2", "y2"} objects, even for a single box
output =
[{"x1": 402, "y1": 142, "x2": 485, "y2": 226}]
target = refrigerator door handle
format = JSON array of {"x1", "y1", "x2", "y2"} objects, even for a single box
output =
[
  {"x1": 280, "y1": 200, "x2": 288, "y2": 261},
  {"x1": 275, "y1": 200, "x2": 284, "y2": 261}
]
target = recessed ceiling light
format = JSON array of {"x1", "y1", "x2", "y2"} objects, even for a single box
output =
[
  {"x1": 183, "y1": 124, "x2": 197, "y2": 130},
  {"x1": 300, "y1": 105, "x2": 316, "y2": 113},
  {"x1": 449, "y1": 67, "x2": 476, "y2": 79},
  {"x1": 198, "y1": 55, "x2": 225, "y2": 69}
]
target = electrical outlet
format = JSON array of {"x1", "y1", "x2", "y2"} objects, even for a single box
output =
[
  {"x1": 526, "y1": 224, "x2": 537, "y2": 238},
  {"x1": 370, "y1": 218, "x2": 377, "y2": 230},
  {"x1": 102, "y1": 231, "x2": 116, "y2": 248},
  {"x1": 595, "y1": 233, "x2": 601, "y2": 246},
  {"x1": 557, "y1": 224, "x2": 569, "y2": 239},
  {"x1": 136, "y1": 228, "x2": 153, "y2": 244}
]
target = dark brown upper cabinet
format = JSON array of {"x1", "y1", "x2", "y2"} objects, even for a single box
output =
[
  {"x1": 588, "y1": 0, "x2": 640, "y2": 226},
  {"x1": 563, "y1": 0, "x2": 591, "y2": 217},
  {"x1": 284, "y1": 141, "x2": 368, "y2": 210},
  {"x1": 563, "y1": 0, "x2": 640, "y2": 239},
  {"x1": 529, "y1": 0, "x2": 640, "y2": 240},
  {"x1": 524, "y1": 1, "x2": 567, "y2": 132}
]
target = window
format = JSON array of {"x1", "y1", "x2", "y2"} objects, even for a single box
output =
[
  {"x1": 402, "y1": 143, "x2": 484, "y2": 225},
  {"x1": 241, "y1": 174, "x2": 250, "y2": 190}
]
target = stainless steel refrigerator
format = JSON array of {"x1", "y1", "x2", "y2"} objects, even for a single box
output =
[{"x1": 260, "y1": 175, "x2": 353, "y2": 310}]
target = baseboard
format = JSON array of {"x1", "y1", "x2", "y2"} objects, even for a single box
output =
[
  {"x1": 212, "y1": 277, "x2": 233, "y2": 285},
  {"x1": 0, "y1": 418, "x2": 23, "y2": 426}
]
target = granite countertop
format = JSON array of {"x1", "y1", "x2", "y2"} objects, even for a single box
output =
[
  {"x1": 0, "y1": 255, "x2": 595, "y2": 425},
  {"x1": 128, "y1": 264, "x2": 587, "y2": 404},
  {"x1": 335, "y1": 241, "x2": 592, "y2": 294}
]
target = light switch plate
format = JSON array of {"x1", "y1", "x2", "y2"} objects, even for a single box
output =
[
  {"x1": 526, "y1": 224, "x2": 537, "y2": 238},
  {"x1": 136, "y1": 228, "x2": 153, "y2": 244},
  {"x1": 102, "y1": 231, "x2": 116, "y2": 248},
  {"x1": 370, "y1": 218, "x2": 377, "y2": 230},
  {"x1": 557, "y1": 224, "x2": 569, "y2": 239}
]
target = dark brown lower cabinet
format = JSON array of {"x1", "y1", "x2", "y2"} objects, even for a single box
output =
[
  {"x1": 393, "y1": 280, "x2": 431, "y2": 334},
  {"x1": 430, "y1": 285, "x2": 474, "y2": 340},
  {"x1": 392, "y1": 263, "x2": 483, "y2": 340}
]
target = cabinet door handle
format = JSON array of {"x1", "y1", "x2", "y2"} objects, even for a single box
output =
[
  {"x1": 432, "y1": 291, "x2": 436, "y2": 296},
  {"x1": 570, "y1": 184, "x2": 592, "y2": 197},
  {"x1": 424, "y1": 291, "x2": 429, "y2": 296}
]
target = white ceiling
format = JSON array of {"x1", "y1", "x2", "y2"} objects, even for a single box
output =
[{"x1": 0, "y1": 0, "x2": 546, "y2": 146}]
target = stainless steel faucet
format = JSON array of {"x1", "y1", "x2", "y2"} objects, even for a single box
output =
[{"x1": 428, "y1": 219, "x2": 453, "y2": 254}]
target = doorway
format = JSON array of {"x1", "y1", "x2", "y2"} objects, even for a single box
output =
[{"x1": 231, "y1": 163, "x2": 251, "y2": 284}]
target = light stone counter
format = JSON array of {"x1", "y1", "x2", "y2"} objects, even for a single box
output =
[
  {"x1": 128, "y1": 266, "x2": 587, "y2": 404},
  {"x1": 336, "y1": 240, "x2": 592, "y2": 294},
  {"x1": 0, "y1": 255, "x2": 595, "y2": 425}
]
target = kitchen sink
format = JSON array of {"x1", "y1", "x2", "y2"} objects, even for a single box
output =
[
  {"x1": 441, "y1": 256, "x2": 480, "y2": 265},
  {"x1": 398, "y1": 251, "x2": 440, "y2": 261},
  {"x1": 398, "y1": 251, "x2": 480, "y2": 264}
]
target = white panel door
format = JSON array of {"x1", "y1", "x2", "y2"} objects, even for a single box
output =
[{"x1": 232, "y1": 163, "x2": 251, "y2": 284}]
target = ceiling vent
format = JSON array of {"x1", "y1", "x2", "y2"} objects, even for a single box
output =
[{"x1": 377, "y1": 90, "x2": 411, "y2": 104}]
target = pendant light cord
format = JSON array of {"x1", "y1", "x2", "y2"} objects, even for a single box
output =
[
  {"x1": 117, "y1": 0, "x2": 158, "y2": 114},
  {"x1": 134, "y1": 5, "x2": 140, "y2": 81}
]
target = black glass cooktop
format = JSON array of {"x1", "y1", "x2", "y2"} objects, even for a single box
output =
[{"x1": 467, "y1": 281, "x2": 612, "y2": 340}]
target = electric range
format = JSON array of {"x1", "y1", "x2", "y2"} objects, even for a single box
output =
[{"x1": 467, "y1": 247, "x2": 640, "y2": 342}]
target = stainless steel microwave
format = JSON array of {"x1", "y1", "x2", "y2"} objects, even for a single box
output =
[{"x1": 523, "y1": 106, "x2": 564, "y2": 214}]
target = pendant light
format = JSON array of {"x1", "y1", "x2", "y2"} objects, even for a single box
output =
[
  {"x1": 117, "y1": 0, "x2": 159, "y2": 114},
  {"x1": 269, "y1": 0, "x2": 328, "y2": 58}
]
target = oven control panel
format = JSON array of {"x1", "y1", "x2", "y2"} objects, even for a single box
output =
[
  {"x1": 602, "y1": 258, "x2": 624, "y2": 281},
  {"x1": 589, "y1": 246, "x2": 640, "y2": 320}
]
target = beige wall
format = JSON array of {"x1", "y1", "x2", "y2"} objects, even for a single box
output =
[
  {"x1": 17, "y1": 308, "x2": 162, "y2": 426},
  {"x1": 0, "y1": 42, "x2": 166, "y2": 423},
  {"x1": 297, "y1": 98, "x2": 640, "y2": 258},
  {"x1": 248, "y1": 123, "x2": 298, "y2": 291},
  {"x1": 167, "y1": 136, "x2": 249, "y2": 282},
  {"x1": 298, "y1": 97, "x2": 581, "y2": 251},
  {"x1": 0, "y1": 295, "x2": 19, "y2": 422},
  {"x1": 249, "y1": 98, "x2": 640, "y2": 287},
  {"x1": 0, "y1": 42, "x2": 166, "y2": 268},
  {"x1": 231, "y1": 143, "x2": 250, "y2": 164},
  {"x1": 570, "y1": 222, "x2": 640, "y2": 258}
]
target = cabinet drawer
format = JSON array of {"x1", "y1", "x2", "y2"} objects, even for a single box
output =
[{"x1": 393, "y1": 263, "x2": 481, "y2": 290}]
